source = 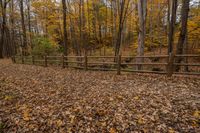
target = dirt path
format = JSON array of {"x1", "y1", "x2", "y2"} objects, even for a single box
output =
[{"x1": 0, "y1": 59, "x2": 199, "y2": 132}]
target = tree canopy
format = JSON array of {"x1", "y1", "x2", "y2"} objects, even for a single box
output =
[{"x1": 0, "y1": 0, "x2": 199, "y2": 58}]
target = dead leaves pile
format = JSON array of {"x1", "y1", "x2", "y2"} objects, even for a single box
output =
[{"x1": 0, "y1": 59, "x2": 200, "y2": 132}]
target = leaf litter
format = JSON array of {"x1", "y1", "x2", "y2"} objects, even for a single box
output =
[{"x1": 0, "y1": 60, "x2": 200, "y2": 132}]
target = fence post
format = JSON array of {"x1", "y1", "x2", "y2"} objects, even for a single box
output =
[
  {"x1": 167, "y1": 53, "x2": 175, "y2": 77},
  {"x1": 12, "y1": 56, "x2": 16, "y2": 63},
  {"x1": 62, "y1": 54, "x2": 65, "y2": 68},
  {"x1": 65, "y1": 55, "x2": 68, "y2": 67},
  {"x1": 117, "y1": 54, "x2": 121, "y2": 75},
  {"x1": 44, "y1": 55, "x2": 47, "y2": 67},
  {"x1": 32, "y1": 56, "x2": 35, "y2": 65},
  {"x1": 84, "y1": 55, "x2": 88, "y2": 71},
  {"x1": 21, "y1": 55, "x2": 24, "y2": 64}
]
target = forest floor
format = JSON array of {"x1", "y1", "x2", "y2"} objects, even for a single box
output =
[{"x1": 0, "y1": 59, "x2": 200, "y2": 133}]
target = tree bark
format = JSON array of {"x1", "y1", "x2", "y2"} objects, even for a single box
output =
[
  {"x1": 10, "y1": 0, "x2": 16, "y2": 55},
  {"x1": 20, "y1": 0, "x2": 28, "y2": 55},
  {"x1": 67, "y1": 0, "x2": 81, "y2": 57},
  {"x1": 114, "y1": 0, "x2": 130, "y2": 58},
  {"x1": 168, "y1": 0, "x2": 177, "y2": 54},
  {"x1": 175, "y1": 0, "x2": 190, "y2": 71},
  {"x1": 62, "y1": 0, "x2": 68, "y2": 56},
  {"x1": 137, "y1": 0, "x2": 147, "y2": 70},
  {"x1": 0, "y1": 0, "x2": 7, "y2": 58},
  {"x1": 27, "y1": 0, "x2": 32, "y2": 49}
]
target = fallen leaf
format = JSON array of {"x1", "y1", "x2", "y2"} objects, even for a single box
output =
[
  {"x1": 56, "y1": 119, "x2": 63, "y2": 127},
  {"x1": 4, "y1": 95, "x2": 13, "y2": 100},
  {"x1": 193, "y1": 110, "x2": 200, "y2": 119},
  {"x1": 134, "y1": 96, "x2": 139, "y2": 100},
  {"x1": 168, "y1": 127, "x2": 175, "y2": 133},
  {"x1": 23, "y1": 110, "x2": 30, "y2": 121},
  {"x1": 110, "y1": 127, "x2": 117, "y2": 133}
]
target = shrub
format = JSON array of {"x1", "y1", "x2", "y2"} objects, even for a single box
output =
[{"x1": 32, "y1": 36, "x2": 58, "y2": 56}]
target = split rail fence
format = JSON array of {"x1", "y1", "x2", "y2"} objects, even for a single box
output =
[{"x1": 12, "y1": 54, "x2": 200, "y2": 76}]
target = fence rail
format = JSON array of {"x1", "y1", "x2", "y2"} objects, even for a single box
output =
[{"x1": 12, "y1": 54, "x2": 200, "y2": 76}]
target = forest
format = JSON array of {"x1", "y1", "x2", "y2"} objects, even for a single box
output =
[
  {"x1": 0, "y1": 0, "x2": 199, "y2": 58},
  {"x1": 0, "y1": 0, "x2": 200, "y2": 132}
]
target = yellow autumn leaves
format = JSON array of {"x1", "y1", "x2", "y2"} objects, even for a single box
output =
[
  {"x1": 22, "y1": 105, "x2": 31, "y2": 121},
  {"x1": 4, "y1": 95, "x2": 13, "y2": 101},
  {"x1": 193, "y1": 110, "x2": 200, "y2": 127}
]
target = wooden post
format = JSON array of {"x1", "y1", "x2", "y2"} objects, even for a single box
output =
[
  {"x1": 65, "y1": 55, "x2": 68, "y2": 67},
  {"x1": 22, "y1": 55, "x2": 24, "y2": 64},
  {"x1": 84, "y1": 55, "x2": 88, "y2": 71},
  {"x1": 167, "y1": 53, "x2": 175, "y2": 77},
  {"x1": 32, "y1": 56, "x2": 35, "y2": 65},
  {"x1": 12, "y1": 56, "x2": 16, "y2": 63},
  {"x1": 44, "y1": 55, "x2": 47, "y2": 67},
  {"x1": 117, "y1": 54, "x2": 121, "y2": 75},
  {"x1": 62, "y1": 55, "x2": 65, "y2": 68}
]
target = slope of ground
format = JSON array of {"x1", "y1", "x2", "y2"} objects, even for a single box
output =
[{"x1": 0, "y1": 59, "x2": 199, "y2": 132}]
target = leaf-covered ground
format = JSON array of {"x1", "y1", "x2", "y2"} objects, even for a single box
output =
[{"x1": 0, "y1": 59, "x2": 200, "y2": 133}]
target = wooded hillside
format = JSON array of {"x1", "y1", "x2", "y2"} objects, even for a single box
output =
[{"x1": 0, "y1": 0, "x2": 199, "y2": 58}]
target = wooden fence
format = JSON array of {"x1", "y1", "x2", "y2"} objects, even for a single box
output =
[{"x1": 12, "y1": 54, "x2": 200, "y2": 76}]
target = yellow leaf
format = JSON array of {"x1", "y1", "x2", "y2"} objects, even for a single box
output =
[
  {"x1": 23, "y1": 110, "x2": 30, "y2": 121},
  {"x1": 116, "y1": 95, "x2": 123, "y2": 101},
  {"x1": 70, "y1": 115, "x2": 75, "y2": 124},
  {"x1": 56, "y1": 119, "x2": 63, "y2": 127},
  {"x1": 138, "y1": 117, "x2": 145, "y2": 124},
  {"x1": 4, "y1": 95, "x2": 13, "y2": 100},
  {"x1": 134, "y1": 96, "x2": 139, "y2": 100},
  {"x1": 142, "y1": 129, "x2": 148, "y2": 133},
  {"x1": 168, "y1": 128, "x2": 175, "y2": 133},
  {"x1": 193, "y1": 111, "x2": 200, "y2": 119},
  {"x1": 109, "y1": 128, "x2": 117, "y2": 133},
  {"x1": 109, "y1": 97, "x2": 114, "y2": 101},
  {"x1": 101, "y1": 122, "x2": 106, "y2": 127},
  {"x1": 192, "y1": 120, "x2": 198, "y2": 127}
]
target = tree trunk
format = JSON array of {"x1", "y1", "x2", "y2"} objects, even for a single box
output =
[
  {"x1": 67, "y1": 0, "x2": 81, "y2": 58},
  {"x1": 10, "y1": 0, "x2": 16, "y2": 55},
  {"x1": 184, "y1": 31, "x2": 189, "y2": 72},
  {"x1": 0, "y1": 0, "x2": 7, "y2": 58},
  {"x1": 168, "y1": 0, "x2": 177, "y2": 54},
  {"x1": 20, "y1": 0, "x2": 28, "y2": 56},
  {"x1": 114, "y1": 0, "x2": 130, "y2": 58},
  {"x1": 175, "y1": 0, "x2": 190, "y2": 71},
  {"x1": 62, "y1": 0, "x2": 68, "y2": 56},
  {"x1": 137, "y1": 0, "x2": 147, "y2": 70},
  {"x1": 27, "y1": 0, "x2": 32, "y2": 49},
  {"x1": 81, "y1": 0, "x2": 87, "y2": 55}
]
